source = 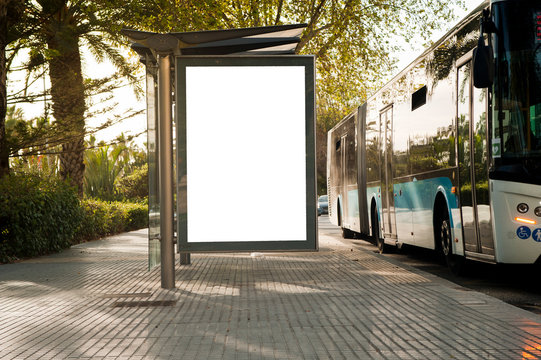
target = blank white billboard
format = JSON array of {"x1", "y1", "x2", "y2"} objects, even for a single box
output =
[{"x1": 185, "y1": 66, "x2": 306, "y2": 242}]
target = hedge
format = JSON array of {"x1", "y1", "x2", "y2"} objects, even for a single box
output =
[
  {"x1": 0, "y1": 173, "x2": 148, "y2": 263},
  {"x1": 76, "y1": 199, "x2": 148, "y2": 241},
  {"x1": 0, "y1": 173, "x2": 82, "y2": 263}
]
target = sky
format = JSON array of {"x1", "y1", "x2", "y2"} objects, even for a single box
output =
[{"x1": 9, "y1": 0, "x2": 483, "y2": 147}]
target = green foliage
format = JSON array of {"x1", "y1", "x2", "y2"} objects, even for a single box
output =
[
  {"x1": 126, "y1": 0, "x2": 464, "y2": 118},
  {"x1": 116, "y1": 163, "x2": 148, "y2": 201},
  {"x1": 0, "y1": 171, "x2": 148, "y2": 263},
  {"x1": 76, "y1": 199, "x2": 148, "y2": 241},
  {"x1": 83, "y1": 135, "x2": 147, "y2": 201},
  {"x1": 0, "y1": 173, "x2": 82, "y2": 262},
  {"x1": 10, "y1": 153, "x2": 59, "y2": 176},
  {"x1": 84, "y1": 139, "x2": 128, "y2": 201},
  {"x1": 6, "y1": 107, "x2": 55, "y2": 155},
  {"x1": 5, "y1": 106, "x2": 61, "y2": 175},
  {"x1": 132, "y1": 0, "x2": 460, "y2": 195},
  {"x1": 2, "y1": 1, "x2": 146, "y2": 193}
]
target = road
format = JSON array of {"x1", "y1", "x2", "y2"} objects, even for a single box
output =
[{"x1": 318, "y1": 215, "x2": 541, "y2": 315}]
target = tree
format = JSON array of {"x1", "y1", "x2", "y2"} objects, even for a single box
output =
[
  {"x1": 3, "y1": 0, "x2": 464, "y2": 194},
  {"x1": 3, "y1": 1, "x2": 142, "y2": 194},
  {"x1": 0, "y1": 0, "x2": 28, "y2": 177},
  {"x1": 281, "y1": 0, "x2": 464, "y2": 192},
  {"x1": 130, "y1": 0, "x2": 465, "y2": 192},
  {"x1": 36, "y1": 1, "x2": 139, "y2": 195},
  {"x1": 4, "y1": 105, "x2": 58, "y2": 174}
]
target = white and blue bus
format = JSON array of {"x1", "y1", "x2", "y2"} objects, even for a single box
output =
[{"x1": 328, "y1": 0, "x2": 541, "y2": 272}]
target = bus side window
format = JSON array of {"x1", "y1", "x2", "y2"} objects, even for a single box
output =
[{"x1": 412, "y1": 85, "x2": 427, "y2": 111}]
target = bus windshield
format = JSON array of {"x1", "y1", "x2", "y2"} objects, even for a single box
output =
[{"x1": 492, "y1": 0, "x2": 541, "y2": 184}]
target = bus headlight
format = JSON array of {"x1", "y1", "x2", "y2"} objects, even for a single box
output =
[
  {"x1": 535, "y1": 207, "x2": 541, "y2": 217},
  {"x1": 517, "y1": 203, "x2": 529, "y2": 213}
]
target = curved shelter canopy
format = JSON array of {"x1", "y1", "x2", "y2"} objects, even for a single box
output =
[{"x1": 121, "y1": 24, "x2": 306, "y2": 59}]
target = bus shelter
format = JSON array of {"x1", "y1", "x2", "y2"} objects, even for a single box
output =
[{"x1": 122, "y1": 25, "x2": 317, "y2": 289}]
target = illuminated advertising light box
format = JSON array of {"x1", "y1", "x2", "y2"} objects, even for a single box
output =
[{"x1": 176, "y1": 56, "x2": 317, "y2": 252}]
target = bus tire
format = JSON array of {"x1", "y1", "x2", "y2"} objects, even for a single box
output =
[
  {"x1": 342, "y1": 227, "x2": 356, "y2": 239},
  {"x1": 437, "y1": 210, "x2": 465, "y2": 275},
  {"x1": 372, "y1": 208, "x2": 389, "y2": 254}
]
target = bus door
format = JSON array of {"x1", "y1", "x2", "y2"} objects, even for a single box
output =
[
  {"x1": 340, "y1": 134, "x2": 348, "y2": 225},
  {"x1": 381, "y1": 106, "x2": 397, "y2": 239},
  {"x1": 457, "y1": 59, "x2": 495, "y2": 258},
  {"x1": 357, "y1": 104, "x2": 370, "y2": 236}
]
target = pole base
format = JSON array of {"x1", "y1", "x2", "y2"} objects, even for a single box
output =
[{"x1": 180, "y1": 253, "x2": 191, "y2": 265}]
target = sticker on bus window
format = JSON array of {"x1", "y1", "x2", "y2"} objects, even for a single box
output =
[{"x1": 492, "y1": 138, "x2": 501, "y2": 158}]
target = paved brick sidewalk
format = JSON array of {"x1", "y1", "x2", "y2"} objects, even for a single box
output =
[{"x1": 2, "y1": 223, "x2": 541, "y2": 359}]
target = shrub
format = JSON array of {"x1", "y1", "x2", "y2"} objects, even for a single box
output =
[
  {"x1": 0, "y1": 173, "x2": 82, "y2": 262},
  {"x1": 116, "y1": 164, "x2": 148, "y2": 201},
  {"x1": 125, "y1": 202, "x2": 148, "y2": 230},
  {"x1": 75, "y1": 199, "x2": 148, "y2": 242},
  {"x1": 0, "y1": 173, "x2": 148, "y2": 263}
]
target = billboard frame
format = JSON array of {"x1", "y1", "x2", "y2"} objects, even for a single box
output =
[{"x1": 176, "y1": 55, "x2": 317, "y2": 252}]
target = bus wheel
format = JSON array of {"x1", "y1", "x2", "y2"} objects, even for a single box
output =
[
  {"x1": 377, "y1": 236, "x2": 387, "y2": 254},
  {"x1": 342, "y1": 227, "x2": 356, "y2": 239},
  {"x1": 438, "y1": 214, "x2": 465, "y2": 275},
  {"x1": 372, "y1": 209, "x2": 388, "y2": 254}
]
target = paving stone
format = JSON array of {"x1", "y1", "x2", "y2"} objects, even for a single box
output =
[{"x1": 2, "y1": 229, "x2": 541, "y2": 359}]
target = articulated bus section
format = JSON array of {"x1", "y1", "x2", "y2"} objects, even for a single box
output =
[
  {"x1": 328, "y1": 0, "x2": 541, "y2": 268},
  {"x1": 327, "y1": 108, "x2": 369, "y2": 239}
]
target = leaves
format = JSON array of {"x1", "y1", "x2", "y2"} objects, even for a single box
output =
[
  {"x1": 0, "y1": 172, "x2": 82, "y2": 262},
  {"x1": 0, "y1": 171, "x2": 148, "y2": 262},
  {"x1": 119, "y1": 0, "x2": 464, "y2": 192},
  {"x1": 83, "y1": 134, "x2": 147, "y2": 201},
  {"x1": 3, "y1": 0, "x2": 465, "y2": 194},
  {"x1": 3, "y1": 0, "x2": 148, "y2": 181},
  {"x1": 75, "y1": 198, "x2": 148, "y2": 241}
]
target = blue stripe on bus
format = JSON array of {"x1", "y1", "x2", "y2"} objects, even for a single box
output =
[{"x1": 367, "y1": 177, "x2": 457, "y2": 244}]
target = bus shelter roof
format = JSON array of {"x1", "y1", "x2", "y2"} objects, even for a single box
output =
[{"x1": 121, "y1": 24, "x2": 306, "y2": 61}]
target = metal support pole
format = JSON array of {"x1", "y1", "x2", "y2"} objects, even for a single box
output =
[
  {"x1": 158, "y1": 54, "x2": 175, "y2": 289},
  {"x1": 180, "y1": 253, "x2": 190, "y2": 265}
]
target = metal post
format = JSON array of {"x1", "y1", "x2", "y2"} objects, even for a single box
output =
[
  {"x1": 180, "y1": 253, "x2": 190, "y2": 265},
  {"x1": 158, "y1": 54, "x2": 175, "y2": 289}
]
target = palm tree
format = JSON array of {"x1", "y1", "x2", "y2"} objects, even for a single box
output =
[
  {"x1": 0, "y1": 0, "x2": 28, "y2": 177},
  {"x1": 84, "y1": 136, "x2": 127, "y2": 200},
  {"x1": 20, "y1": 1, "x2": 140, "y2": 195}
]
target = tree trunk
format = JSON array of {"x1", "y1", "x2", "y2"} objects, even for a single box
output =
[
  {"x1": 0, "y1": 3, "x2": 10, "y2": 177},
  {"x1": 47, "y1": 37, "x2": 86, "y2": 196}
]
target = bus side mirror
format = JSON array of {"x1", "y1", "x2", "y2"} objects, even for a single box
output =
[
  {"x1": 473, "y1": 35, "x2": 494, "y2": 88},
  {"x1": 473, "y1": 9, "x2": 496, "y2": 89}
]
